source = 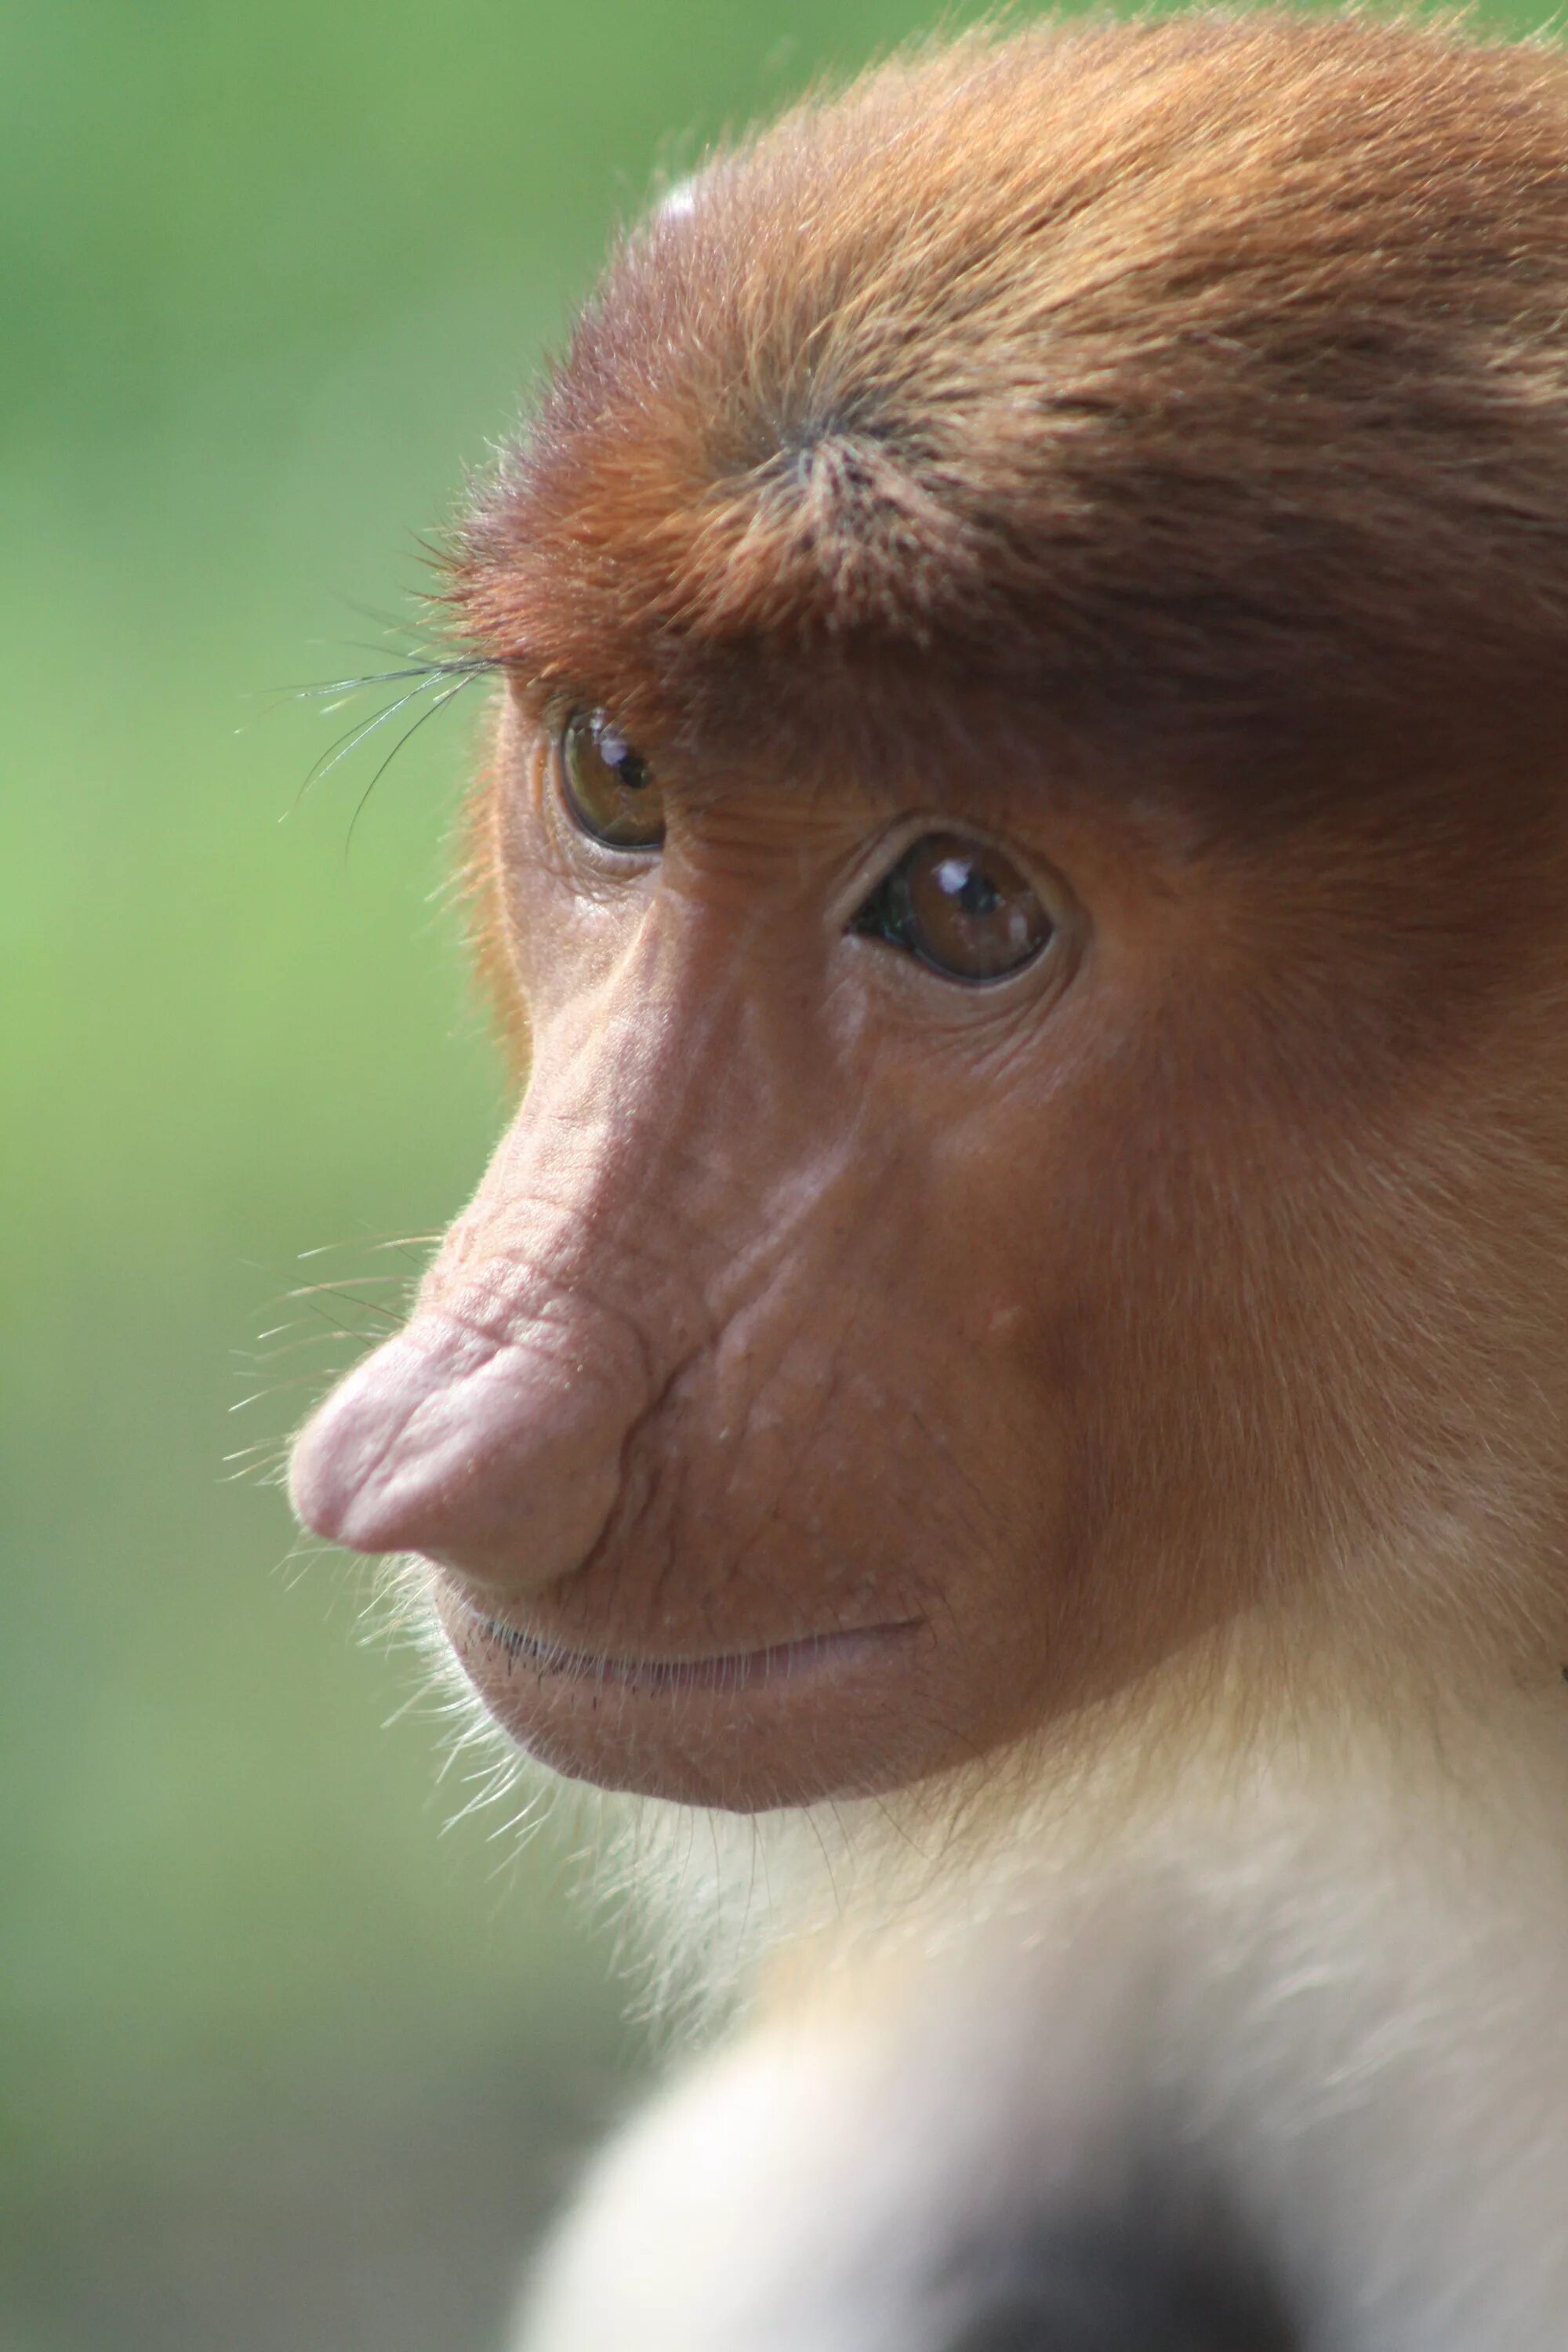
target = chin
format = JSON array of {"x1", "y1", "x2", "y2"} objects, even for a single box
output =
[{"x1": 433, "y1": 1579, "x2": 946, "y2": 1810}]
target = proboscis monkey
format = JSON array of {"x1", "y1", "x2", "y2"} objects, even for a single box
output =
[{"x1": 290, "y1": 15, "x2": 1568, "y2": 2346}]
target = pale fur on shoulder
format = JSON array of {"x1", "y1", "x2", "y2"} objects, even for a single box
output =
[
  {"x1": 513, "y1": 1664, "x2": 1568, "y2": 2351},
  {"x1": 383, "y1": 1541, "x2": 1568, "y2": 2034}
]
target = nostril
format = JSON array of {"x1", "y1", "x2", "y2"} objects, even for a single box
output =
[{"x1": 287, "y1": 1311, "x2": 637, "y2": 1586}]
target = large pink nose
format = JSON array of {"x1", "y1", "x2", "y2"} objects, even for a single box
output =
[{"x1": 288, "y1": 1303, "x2": 650, "y2": 1588}]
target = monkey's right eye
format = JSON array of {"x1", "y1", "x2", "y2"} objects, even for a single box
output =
[{"x1": 555, "y1": 710, "x2": 665, "y2": 851}]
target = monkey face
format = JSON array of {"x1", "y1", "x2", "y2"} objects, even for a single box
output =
[
  {"x1": 293, "y1": 689, "x2": 1102, "y2": 1804},
  {"x1": 290, "y1": 16, "x2": 1568, "y2": 1807},
  {"x1": 290, "y1": 673, "x2": 1553, "y2": 1811}
]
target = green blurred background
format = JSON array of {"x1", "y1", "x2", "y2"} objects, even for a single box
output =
[{"x1": 0, "y1": 2, "x2": 1543, "y2": 2345}]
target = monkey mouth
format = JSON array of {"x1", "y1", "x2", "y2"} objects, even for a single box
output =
[
  {"x1": 432, "y1": 1580, "x2": 944, "y2": 1801},
  {"x1": 437, "y1": 1585, "x2": 923, "y2": 1697}
]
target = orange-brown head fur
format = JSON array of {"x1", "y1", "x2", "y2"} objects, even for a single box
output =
[
  {"x1": 296, "y1": 13, "x2": 1568, "y2": 1824},
  {"x1": 458, "y1": 12, "x2": 1568, "y2": 790}
]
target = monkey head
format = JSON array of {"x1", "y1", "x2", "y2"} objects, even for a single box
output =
[{"x1": 290, "y1": 16, "x2": 1568, "y2": 1813}]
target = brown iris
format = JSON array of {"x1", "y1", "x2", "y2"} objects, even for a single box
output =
[
  {"x1": 852, "y1": 831, "x2": 1054, "y2": 983},
  {"x1": 556, "y1": 710, "x2": 664, "y2": 850}
]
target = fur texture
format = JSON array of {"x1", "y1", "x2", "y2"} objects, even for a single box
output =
[
  {"x1": 456, "y1": 12, "x2": 1568, "y2": 795},
  {"x1": 518, "y1": 1700, "x2": 1568, "y2": 2350}
]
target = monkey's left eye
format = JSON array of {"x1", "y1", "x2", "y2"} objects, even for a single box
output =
[
  {"x1": 555, "y1": 710, "x2": 665, "y2": 851},
  {"x1": 851, "y1": 833, "x2": 1054, "y2": 983}
]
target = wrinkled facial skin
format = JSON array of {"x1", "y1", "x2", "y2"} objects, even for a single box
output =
[{"x1": 289, "y1": 680, "x2": 1567, "y2": 1812}]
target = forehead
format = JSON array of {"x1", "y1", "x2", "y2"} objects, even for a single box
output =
[{"x1": 453, "y1": 16, "x2": 1568, "y2": 837}]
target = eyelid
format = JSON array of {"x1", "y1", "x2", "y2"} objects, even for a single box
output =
[
  {"x1": 832, "y1": 815, "x2": 1066, "y2": 924},
  {"x1": 827, "y1": 814, "x2": 953, "y2": 930}
]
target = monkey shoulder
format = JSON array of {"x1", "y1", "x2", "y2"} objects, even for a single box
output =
[
  {"x1": 512, "y1": 1773, "x2": 1568, "y2": 2352},
  {"x1": 511, "y1": 1866, "x2": 1280, "y2": 2352},
  {"x1": 512, "y1": 1985, "x2": 1162, "y2": 2352}
]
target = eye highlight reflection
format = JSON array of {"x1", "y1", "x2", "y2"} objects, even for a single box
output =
[
  {"x1": 555, "y1": 710, "x2": 665, "y2": 850},
  {"x1": 852, "y1": 832, "x2": 1055, "y2": 983}
]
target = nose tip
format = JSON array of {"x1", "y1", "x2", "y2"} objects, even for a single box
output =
[{"x1": 287, "y1": 1311, "x2": 634, "y2": 1587}]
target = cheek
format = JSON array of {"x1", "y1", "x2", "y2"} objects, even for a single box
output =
[
  {"x1": 888, "y1": 1057, "x2": 1288, "y2": 1721},
  {"x1": 1021, "y1": 1069, "x2": 1368, "y2": 1680}
]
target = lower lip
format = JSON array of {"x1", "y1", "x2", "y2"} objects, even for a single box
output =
[{"x1": 437, "y1": 1588, "x2": 919, "y2": 1697}]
